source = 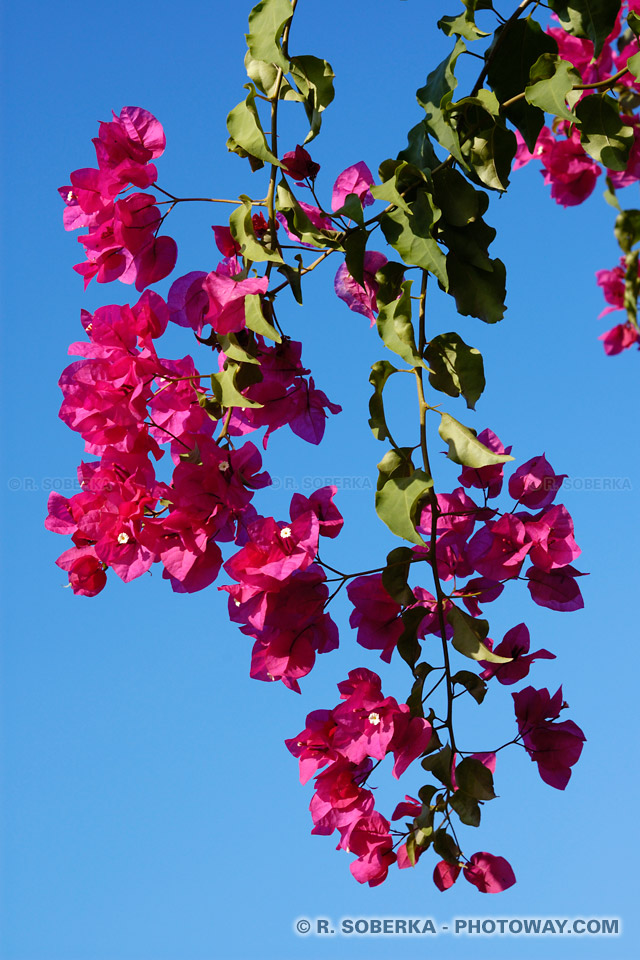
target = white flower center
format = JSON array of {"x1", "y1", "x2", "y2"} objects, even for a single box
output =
[
  {"x1": 218, "y1": 461, "x2": 230, "y2": 472},
  {"x1": 66, "y1": 191, "x2": 75, "y2": 203},
  {"x1": 280, "y1": 526, "x2": 292, "y2": 539},
  {"x1": 234, "y1": 599, "x2": 241, "y2": 607},
  {"x1": 368, "y1": 712, "x2": 381, "y2": 726},
  {"x1": 117, "y1": 532, "x2": 130, "y2": 544}
]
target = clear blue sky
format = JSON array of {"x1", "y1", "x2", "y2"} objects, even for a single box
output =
[{"x1": 1, "y1": 1, "x2": 638, "y2": 958}]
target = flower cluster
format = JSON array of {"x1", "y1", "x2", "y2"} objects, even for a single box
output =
[
  {"x1": 60, "y1": 106, "x2": 177, "y2": 290},
  {"x1": 221, "y1": 487, "x2": 343, "y2": 692},
  {"x1": 286, "y1": 668, "x2": 432, "y2": 885},
  {"x1": 513, "y1": 3, "x2": 640, "y2": 354}
]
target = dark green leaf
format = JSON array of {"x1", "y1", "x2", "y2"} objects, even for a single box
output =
[
  {"x1": 451, "y1": 669, "x2": 487, "y2": 704},
  {"x1": 624, "y1": 249, "x2": 640, "y2": 326},
  {"x1": 406, "y1": 663, "x2": 434, "y2": 718},
  {"x1": 418, "y1": 783, "x2": 438, "y2": 806},
  {"x1": 488, "y1": 19, "x2": 558, "y2": 150},
  {"x1": 432, "y1": 166, "x2": 489, "y2": 227},
  {"x1": 446, "y1": 252, "x2": 507, "y2": 323},
  {"x1": 368, "y1": 360, "x2": 399, "y2": 442},
  {"x1": 375, "y1": 280, "x2": 426, "y2": 367},
  {"x1": 421, "y1": 745, "x2": 454, "y2": 789},
  {"x1": 397, "y1": 606, "x2": 428, "y2": 668},
  {"x1": 425, "y1": 332, "x2": 485, "y2": 409},
  {"x1": 447, "y1": 604, "x2": 512, "y2": 663},
  {"x1": 549, "y1": 0, "x2": 621, "y2": 56},
  {"x1": 334, "y1": 193, "x2": 365, "y2": 226},
  {"x1": 576, "y1": 92, "x2": 634, "y2": 171},
  {"x1": 450, "y1": 790, "x2": 481, "y2": 827},
  {"x1": 433, "y1": 829, "x2": 461, "y2": 865},
  {"x1": 379, "y1": 190, "x2": 448, "y2": 284},
  {"x1": 614, "y1": 209, "x2": 640, "y2": 253},
  {"x1": 344, "y1": 228, "x2": 367, "y2": 287},
  {"x1": 454, "y1": 756, "x2": 497, "y2": 800},
  {"x1": 375, "y1": 469, "x2": 433, "y2": 545},
  {"x1": 417, "y1": 38, "x2": 467, "y2": 164},
  {"x1": 382, "y1": 545, "x2": 417, "y2": 605},
  {"x1": 396, "y1": 121, "x2": 442, "y2": 174},
  {"x1": 276, "y1": 259, "x2": 304, "y2": 303}
]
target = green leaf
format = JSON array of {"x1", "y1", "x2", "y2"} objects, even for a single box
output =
[
  {"x1": 525, "y1": 54, "x2": 581, "y2": 122},
  {"x1": 229, "y1": 195, "x2": 283, "y2": 263},
  {"x1": 421, "y1": 745, "x2": 453, "y2": 789},
  {"x1": 446, "y1": 252, "x2": 507, "y2": 323},
  {"x1": 548, "y1": 0, "x2": 621, "y2": 56},
  {"x1": 334, "y1": 193, "x2": 365, "y2": 226},
  {"x1": 396, "y1": 121, "x2": 442, "y2": 174},
  {"x1": 246, "y1": 0, "x2": 293, "y2": 71},
  {"x1": 447, "y1": 605, "x2": 512, "y2": 663},
  {"x1": 450, "y1": 790, "x2": 481, "y2": 827},
  {"x1": 424, "y1": 332, "x2": 485, "y2": 409},
  {"x1": 227, "y1": 84, "x2": 282, "y2": 168},
  {"x1": 344, "y1": 228, "x2": 367, "y2": 288},
  {"x1": 438, "y1": 412, "x2": 513, "y2": 468},
  {"x1": 275, "y1": 181, "x2": 340, "y2": 248},
  {"x1": 289, "y1": 55, "x2": 335, "y2": 142},
  {"x1": 418, "y1": 783, "x2": 438, "y2": 806},
  {"x1": 210, "y1": 363, "x2": 263, "y2": 409},
  {"x1": 379, "y1": 190, "x2": 448, "y2": 285},
  {"x1": 432, "y1": 166, "x2": 489, "y2": 227},
  {"x1": 382, "y1": 545, "x2": 417, "y2": 605},
  {"x1": 397, "y1": 606, "x2": 428, "y2": 668},
  {"x1": 488, "y1": 19, "x2": 558, "y2": 150},
  {"x1": 368, "y1": 360, "x2": 399, "y2": 442},
  {"x1": 217, "y1": 332, "x2": 260, "y2": 365},
  {"x1": 244, "y1": 52, "x2": 299, "y2": 100},
  {"x1": 615, "y1": 209, "x2": 640, "y2": 253},
  {"x1": 624, "y1": 249, "x2": 640, "y2": 326},
  {"x1": 406, "y1": 663, "x2": 434, "y2": 718},
  {"x1": 449, "y1": 93, "x2": 516, "y2": 191},
  {"x1": 454, "y1": 756, "x2": 497, "y2": 800},
  {"x1": 626, "y1": 50, "x2": 640, "y2": 80},
  {"x1": 375, "y1": 470, "x2": 433, "y2": 545},
  {"x1": 276, "y1": 259, "x2": 304, "y2": 304},
  {"x1": 576, "y1": 93, "x2": 634, "y2": 171},
  {"x1": 375, "y1": 280, "x2": 426, "y2": 367},
  {"x1": 376, "y1": 447, "x2": 415, "y2": 490},
  {"x1": 438, "y1": 11, "x2": 489, "y2": 41},
  {"x1": 417, "y1": 37, "x2": 467, "y2": 164},
  {"x1": 433, "y1": 829, "x2": 461, "y2": 865},
  {"x1": 451, "y1": 669, "x2": 487, "y2": 704},
  {"x1": 243, "y1": 293, "x2": 282, "y2": 342}
]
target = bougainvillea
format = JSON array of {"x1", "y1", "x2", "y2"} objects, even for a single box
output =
[{"x1": 50, "y1": 0, "x2": 637, "y2": 893}]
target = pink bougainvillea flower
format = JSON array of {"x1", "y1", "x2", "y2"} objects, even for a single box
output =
[
  {"x1": 454, "y1": 577, "x2": 504, "y2": 617},
  {"x1": 540, "y1": 128, "x2": 601, "y2": 206},
  {"x1": 513, "y1": 685, "x2": 586, "y2": 789},
  {"x1": 347, "y1": 574, "x2": 403, "y2": 662},
  {"x1": 508, "y1": 454, "x2": 566, "y2": 510},
  {"x1": 467, "y1": 514, "x2": 532, "y2": 581},
  {"x1": 331, "y1": 161, "x2": 375, "y2": 211},
  {"x1": 390, "y1": 795, "x2": 422, "y2": 821},
  {"x1": 463, "y1": 852, "x2": 516, "y2": 893},
  {"x1": 167, "y1": 271, "x2": 209, "y2": 332},
  {"x1": 526, "y1": 564, "x2": 586, "y2": 611},
  {"x1": 434, "y1": 860, "x2": 462, "y2": 891},
  {"x1": 202, "y1": 271, "x2": 269, "y2": 334},
  {"x1": 599, "y1": 322, "x2": 640, "y2": 355},
  {"x1": 479, "y1": 623, "x2": 555, "y2": 684},
  {"x1": 334, "y1": 251, "x2": 388, "y2": 324},
  {"x1": 596, "y1": 261, "x2": 626, "y2": 317},
  {"x1": 282, "y1": 145, "x2": 320, "y2": 181},
  {"x1": 524, "y1": 504, "x2": 581, "y2": 571},
  {"x1": 348, "y1": 812, "x2": 396, "y2": 887}
]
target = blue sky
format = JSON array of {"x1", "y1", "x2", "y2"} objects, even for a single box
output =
[{"x1": 1, "y1": 1, "x2": 639, "y2": 958}]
